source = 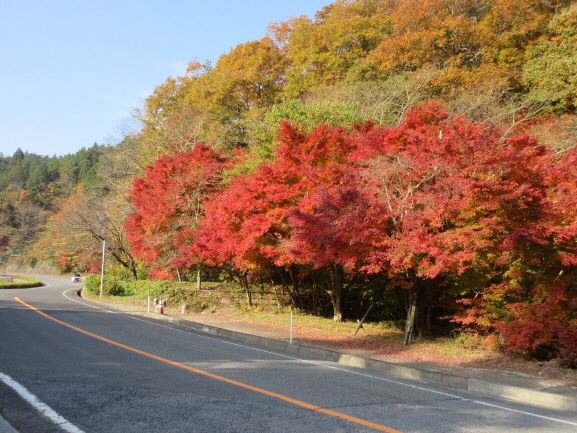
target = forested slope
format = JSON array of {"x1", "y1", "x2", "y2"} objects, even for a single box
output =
[
  {"x1": 0, "y1": 145, "x2": 107, "y2": 258},
  {"x1": 4, "y1": 0, "x2": 576, "y2": 364}
]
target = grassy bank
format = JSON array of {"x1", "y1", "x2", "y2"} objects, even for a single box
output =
[
  {"x1": 81, "y1": 276, "x2": 239, "y2": 313},
  {"x1": 0, "y1": 275, "x2": 43, "y2": 289}
]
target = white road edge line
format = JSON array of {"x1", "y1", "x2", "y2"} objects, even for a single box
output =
[
  {"x1": 472, "y1": 400, "x2": 577, "y2": 427},
  {"x1": 63, "y1": 288, "x2": 116, "y2": 313},
  {"x1": 0, "y1": 372, "x2": 85, "y2": 433},
  {"x1": 62, "y1": 289, "x2": 577, "y2": 427}
]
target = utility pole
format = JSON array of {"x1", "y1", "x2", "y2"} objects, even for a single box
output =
[{"x1": 99, "y1": 240, "x2": 106, "y2": 298}]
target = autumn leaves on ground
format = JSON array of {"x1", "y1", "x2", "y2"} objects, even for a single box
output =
[{"x1": 1, "y1": 0, "x2": 576, "y2": 374}]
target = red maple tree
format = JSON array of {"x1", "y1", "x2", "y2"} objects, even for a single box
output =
[
  {"x1": 126, "y1": 144, "x2": 227, "y2": 281},
  {"x1": 195, "y1": 122, "x2": 375, "y2": 317},
  {"x1": 355, "y1": 102, "x2": 557, "y2": 344}
]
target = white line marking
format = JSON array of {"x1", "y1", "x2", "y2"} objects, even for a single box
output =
[
  {"x1": 61, "y1": 289, "x2": 577, "y2": 427},
  {"x1": 473, "y1": 400, "x2": 577, "y2": 427},
  {"x1": 0, "y1": 372, "x2": 85, "y2": 433},
  {"x1": 63, "y1": 289, "x2": 116, "y2": 313}
]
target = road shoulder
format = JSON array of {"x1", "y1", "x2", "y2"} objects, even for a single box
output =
[{"x1": 74, "y1": 289, "x2": 577, "y2": 412}]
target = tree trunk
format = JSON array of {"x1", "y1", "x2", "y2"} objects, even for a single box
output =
[
  {"x1": 272, "y1": 283, "x2": 281, "y2": 308},
  {"x1": 329, "y1": 265, "x2": 344, "y2": 322},
  {"x1": 196, "y1": 264, "x2": 202, "y2": 290},
  {"x1": 130, "y1": 261, "x2": 138, "y2": 281},
  {"x1": 404, "y1": 287, "x2": 418, "y2": 346},
  {"x1": 241, "y1": 273, "x2": 252, "y2": 307},
  {"x1": 276, "y1": 267, "x2": 298, "y2": 308},
  {"x1": 331, "y1": 290, "x2": 343, "y2": 322},
  {"x1": 416, "y1": 285, "x2": 432, "y2": 338},
  {"x1": 288, "y1": 266, "x2": 302, "y2": 309}
]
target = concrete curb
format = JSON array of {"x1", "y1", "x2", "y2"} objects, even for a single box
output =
[
  {"x1": 79, "y1": 290, "x2": 576, "y2": 412},
  {"x1": 468, "y1": 379, "x2": 577, "y2": 411},
  {"x1": 145, "y1": 312, "x2": 577, "y2": 412}
]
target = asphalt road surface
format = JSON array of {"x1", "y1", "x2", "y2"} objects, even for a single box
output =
[{"x1": 1, "y1": 275, "x2": 576, "y2": 433}]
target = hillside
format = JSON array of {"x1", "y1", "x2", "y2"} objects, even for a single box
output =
[
  {"x1": 3, "y1": 0, "x2": 576, "y2": 365},
  {"x1": 0, "y1": 145, "x2": 107, "y2": 257}
]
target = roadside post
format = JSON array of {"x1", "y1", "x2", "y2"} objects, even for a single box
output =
[{"x1": 290, "y1": 308, "x2": 293, "y2": 344}]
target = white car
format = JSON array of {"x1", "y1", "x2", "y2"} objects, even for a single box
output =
[{"x1": 71, "y1": 273, "x2": 81, "y2": 283}]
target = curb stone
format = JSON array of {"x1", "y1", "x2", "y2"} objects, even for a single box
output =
[
  {"x1": 78, "y1": 291, "x2": 576, "y2": 412},
  {"x1": 139, "y1": 311, "x2": 577, "y2": 412}
]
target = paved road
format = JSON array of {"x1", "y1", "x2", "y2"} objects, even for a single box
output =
[{"x1": 1, "y1": 276, "x2": 576, "y2": 433}]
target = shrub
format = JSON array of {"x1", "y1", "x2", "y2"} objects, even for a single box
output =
[
  {"x1": 159, "y1": 283, "x2": 212, "y2": 312},
  {"x1": 453, "y1": 333, "x2": 482, "y2": 350},
  {"x1": 83, "y1": 275, "x2": 101, "y2": 295},
  {"x1": 104, "y1": 277, "x2": 125, "y2": 296},
  {"x1": 122, "y1": 280, "x2": 171, "y2": 298},
  {"x1": 83, "y1": 275, "x2": 128, "y2": 296}
]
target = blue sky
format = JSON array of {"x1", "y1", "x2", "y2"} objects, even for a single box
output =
[{"x1": 0, "y1": 0, "x2": 329, "y2": 157}]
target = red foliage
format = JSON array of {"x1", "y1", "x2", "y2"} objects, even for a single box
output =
[
  {"x1": 497, "y1": 283, "x2": 577, "y2": 365},
  {"x1": 449, "y1": 135, "x2": 577, "y2": 361},
  {"x1": 130, "y1": 102, "x2": 577, "y2": 360},
  {"x1": 288, "y1": 184, "x2": 384, "y2": 272},
  {"x1": 126, "y1": 144, "x2": 227, "y2": 278},
  {"x1": 148, "y1": 268, "x2": 174, "y2": 281},
  {"x1": 361, "y1": 104, "x2": 553, "y2": 281},
  {"x1": 544, "y1": 146, "x2": 577, "y2": 267},
  {"x1": 87, "y1": 259, "x2": 101, "y2": 274},
  {"x1": 195, "y1": 121, "x2": 381, "y2": 279},
  {"x1": 493, "y1": 146, "x2": 577, "y2": 363},
  {"x1": 56, "y1": 252, "x2": 74, "y2": 273}
]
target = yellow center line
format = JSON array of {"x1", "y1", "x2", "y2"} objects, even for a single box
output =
[{"x1": 14, "y1": 296, "x2": 404, "y2": 433}]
